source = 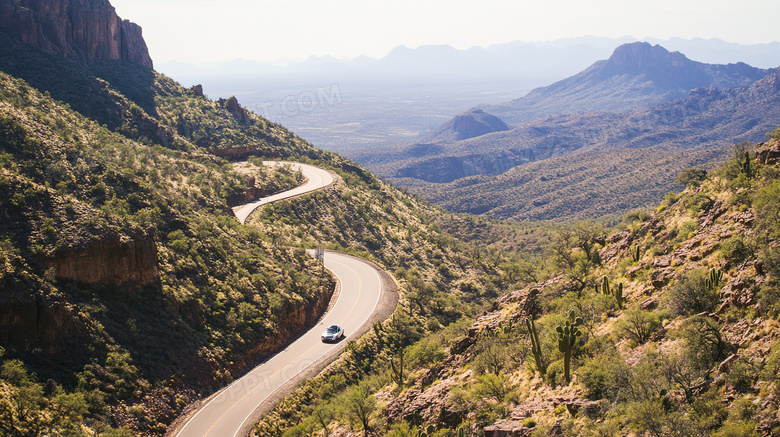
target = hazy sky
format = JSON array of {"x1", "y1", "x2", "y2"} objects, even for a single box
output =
[{"x1": 110, "y1": 0, "x2": 780, "y2": 65}]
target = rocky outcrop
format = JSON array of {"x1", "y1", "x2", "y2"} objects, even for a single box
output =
[
  {"x1": 219, "y1": 96, "x2": 251, "y2": 124},
  {"x1": 0, "y1": 0, "x2": 153, "y2": 68},
  {"x1": 384, "y1": 370, "x2": 470, "y2": 428},
  {"x1": 757, "y1": 140, "x2": 780, "y2": 165},
  {"x1": 484, "y1": 420, "x2": 534, "y2": 437},
  {"x1": 191, "y1": 84, "x2": 204, "y2": 98},
  {"x1": 45, "y1": 229, "x2": 159, "y2": 290}
]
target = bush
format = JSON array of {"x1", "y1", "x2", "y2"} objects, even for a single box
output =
[
  {"x1": 544, "y1": 360, "x2": 565, "y2": 387},
  {"x1": 665, "y1": 269, "x2": 719, "y2": 317},
  {"x1": 578, "y1": 350, "x2": 631, "y2": 401},
  {"x1": 713, "y1": 420, "x2": 760, "y2": 437},
  {"x1": 615, "y1": 305, "x2": 661, "y2": 346},
  {"x1": 720, "y1": 236, "x2": 753, "y2": 267},
  {"x1": 678, "y1": 315, "x2": 729, "y2": 371}
]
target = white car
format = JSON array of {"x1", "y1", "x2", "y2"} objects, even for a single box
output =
[{"x1": 321, "y1": 324, "x2": 345, "y2": 342}]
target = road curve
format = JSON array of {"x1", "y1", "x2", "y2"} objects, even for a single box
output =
[
  {"x1": 172, "y1": 162, "x2": 396, "y2": 437},
  {"x1": 232, "y1": 161, "x2": 336, "y2": 225}
]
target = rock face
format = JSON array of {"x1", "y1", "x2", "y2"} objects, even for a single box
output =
[
  {"x1": 45, "y1": 230, "x2": 159, "y2": 290},
  {"x1": 0, "y1": 0, "x2": 153, "y2": 68},
  {"x1": 757, "y1": 140, "x2": 780, "y2": 165}
]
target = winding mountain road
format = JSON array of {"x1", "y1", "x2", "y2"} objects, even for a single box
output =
[
  {"x1": 172, "y1": 162, "x2": 396, "y2": 437},
  {"x1": 232, "y1": 161, "x2": 335, "y2": 225}
]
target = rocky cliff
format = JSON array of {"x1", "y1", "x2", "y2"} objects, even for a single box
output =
[
  {"x1": 45, "y1": 229, "x2": 159, "y2": 290},
  {"x1": 0, "y1": 0, "x2": 153, "y2": 68}
]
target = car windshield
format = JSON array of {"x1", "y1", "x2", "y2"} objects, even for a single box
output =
[{"x1": 326, "y1": 326, "x2": 339, "y2": 333}]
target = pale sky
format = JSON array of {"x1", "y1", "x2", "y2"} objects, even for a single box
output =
[{"x1": 110, "y1": 0, "x2": 780, "y2": 65}]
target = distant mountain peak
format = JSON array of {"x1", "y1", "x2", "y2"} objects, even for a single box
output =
[
  {"x1": 605, "y1": 41, "x2": 688, "y2": 69},
  {"x1": 421, "y1": 109, "x2": 509, "y2": 143},
  {"x1": 481, "y1": 42, "x2": 773, "y2": 126}
]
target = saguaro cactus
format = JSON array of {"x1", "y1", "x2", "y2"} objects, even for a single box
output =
[
  {"x1": 497, "y1": 321, "x2": 517, "y2": 337},
  {"x1": 390, "y1": 350, "x2": 405, "y2": 386},
  {"x1": 616, "y1": 283, "x2": 625, "y2": 309},
  {"x1": 601, "y1": 276, "x2": 610, "y2": 295},
  {"x1": 557, "y1": 316, "x2": 583, "y2": 384},
  {"x1": 600, "y1": 277, "x2": 625, "y2": 308},
  {"x1": 741, "y1": 151, "x2": 754, "y2": 179},
  {"x1": 526, "y1": 318, "x2": 546, "y2": 377},
  {"x1": 705, "y1": 268, "x2": 724, "y2": 290},
  {"x1": 632, "y1": 245, "x2": 642, "y2": 263}
]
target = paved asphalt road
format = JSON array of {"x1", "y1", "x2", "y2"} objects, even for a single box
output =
[
  {"x1": 174, "y1": 163, "x2": 388, "y2": 437},
  {"x1": 232, "y1": 161, "x2": 336, "y2": 225}
]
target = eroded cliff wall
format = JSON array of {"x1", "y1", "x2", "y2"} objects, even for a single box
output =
[{"x1": 0, "y1": 0, "x2": 153, "y2": 68}]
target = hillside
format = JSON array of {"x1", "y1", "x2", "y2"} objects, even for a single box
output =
[
  {"x1": 0, "y1": 62, "x2": 492, "y2": 437},
  {"x1": 0, "y1": 2, "x2": 498, "y2": 436},
  {"x1": 254, "y1": 136, "x2": 780, "y2": 437}
]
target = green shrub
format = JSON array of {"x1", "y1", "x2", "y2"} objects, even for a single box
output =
[
  {"x1": 665, "y1": 269, "x2": 719, "y2": 317},
  {"x1": 615, "y1": 305, "x2": 661, "y2": 346},
  {"x1": 677, "y1": 220, "x2": 698, "y2": 240},
  {"x1": 578, "y1": 350, "x2": 631, "y2": 401},
  {"x1": 663, "y1": 191, "x2": 680, "y2": 207},
  {"x1": 678, "y1": 315, "x2": 729, "y2": 371},
  {"x1": 544, "y1": 360, "x2": 565, "y2": 387},
  {"x1": 725, "y1": 360, "x2": 759, "y2": 394},
  {"x1": 713, "y1": 420, "x2": 760, "y2": 437},
  {"x1": 720, "y1": 236, "x2": 753, "y2": 267}
]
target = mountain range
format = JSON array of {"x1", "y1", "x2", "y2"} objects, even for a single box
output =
[
  {"x1": 478, "y1": 42, "x2": 773, "y2": 127},
  {"x1": 358, "y1": 42, "x2": 780, "y2": 221},
  {"x1": 158, "y1": 36, "x2": 780, "y2": 82}
]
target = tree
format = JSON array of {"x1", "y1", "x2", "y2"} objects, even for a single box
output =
[
  {"x1": 312, "y1": 402, "x2": 334, "y2": 437},
  {"x1": 616, "y1": 305, "x2": 661, "y2": 345},
  {"x1": 343, "y1": 382, "x2": 375, "y2": 432},
  {"x1": 550, "y1": 223, "x2": 604, "y2": 291},
  {"x1": 471, "y1": 372, "x2": 512, "y2": 403},
  {"x1": 675, "y1": 168, "x2": 708, "y2": 188},
  {"x1": 665, "y1": 269, "x2": 719, "y2": 317}
]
